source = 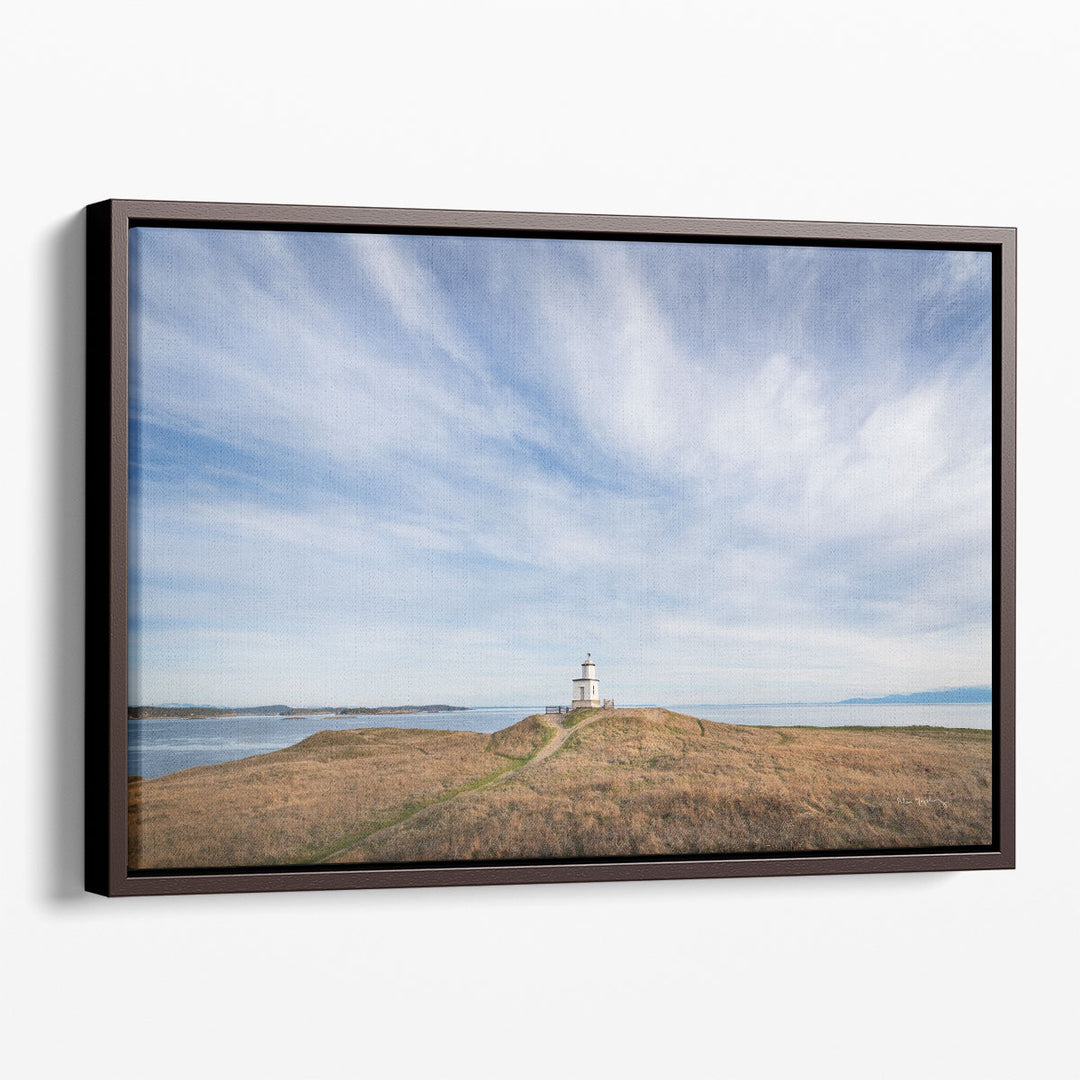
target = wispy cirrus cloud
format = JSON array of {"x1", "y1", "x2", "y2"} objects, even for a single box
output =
[{"x1": 128, "y1": 228, "x2": 993, "y2": 705}]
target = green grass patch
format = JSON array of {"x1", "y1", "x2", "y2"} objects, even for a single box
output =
[
  {"x1": 305, "y1": 762, "x2": 520, "y2": 864},
  {"x1": 310, "y1": 724, "x2": 564, "y2": 863},
  {"x1": 300, "y1": 799, "x2": 430, "y2": 863},
  {"x1": 492, "y1": 753, "x2": 529, "y2": 766},
  {"x1": 565, "y1": 707, "x2": 601, "y2": 728},
  {"x1": 765, "y1": 724, "x2": 990, "y2": 740}
]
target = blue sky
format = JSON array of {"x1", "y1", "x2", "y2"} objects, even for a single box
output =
[{"x1": 128, "y1": 227, "x2": 993, "y2": 706}]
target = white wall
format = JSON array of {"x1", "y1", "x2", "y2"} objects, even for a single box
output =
[{"x1": 3, "y1": 2, "x2": 1076, "y2": 1077}]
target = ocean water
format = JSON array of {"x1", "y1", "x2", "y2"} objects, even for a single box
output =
[
  {"x1": 128, "y1": 707, "x2": 536, "y2": 779},
  {"x1": 128, "y1": 702, "x2": 992, "y2": 780}
]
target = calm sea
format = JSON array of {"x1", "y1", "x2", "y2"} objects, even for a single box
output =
[{"x1": 128, "y1": 702, "x2": 992, "y2": 780}]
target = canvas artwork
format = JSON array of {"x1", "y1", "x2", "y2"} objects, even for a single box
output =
[{"x1": 122, "y1": 222, "x2": 999, "y2": 875}]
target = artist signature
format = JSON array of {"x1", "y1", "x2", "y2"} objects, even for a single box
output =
[{"x1": 896, "y1": 795, "x2": 948, "y2": 809}]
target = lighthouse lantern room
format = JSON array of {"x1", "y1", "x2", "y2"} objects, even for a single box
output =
[{"x1": 571, "y1": 653, "x2": 601, "y2": 710}]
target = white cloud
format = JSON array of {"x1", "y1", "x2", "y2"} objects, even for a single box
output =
[{"x1": 128, "y1": 229, "x2": 994, "y2": 704}]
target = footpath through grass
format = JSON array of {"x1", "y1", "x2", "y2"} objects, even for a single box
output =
[
  {"x1": 130, "y1": 710, "x2": 992, "y2": 869},
  {"x1": 309, "y1": 717, "x2": 561, "y2": 864},
  {"x1": 305, "y1": 761, "x2": 524, "y2": 863},
  {"x1": 335, "y1": 709, "x2": 993, "y2": 864}
]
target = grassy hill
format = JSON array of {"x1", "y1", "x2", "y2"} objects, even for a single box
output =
[{"x1": 128, "y1": 708, "x2": 992, "y2": 870}]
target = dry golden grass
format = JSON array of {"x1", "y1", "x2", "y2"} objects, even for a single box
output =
[
  {"x1": 128, "y1": 726, "x2": 509, "y2": 869},
  {"x1": 486, "y1": 714, "x2": 556, "y2": 760},
  {"x1": 329, "y1": 709, "x2": 992, "y2": 863},
  {"x1": 129, "y1": 709, "x2": 992, "y2": 870}
]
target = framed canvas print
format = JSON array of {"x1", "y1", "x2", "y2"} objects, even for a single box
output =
[{"x1": 85, "y1": 200, "x2": 1015, "y2": 896}]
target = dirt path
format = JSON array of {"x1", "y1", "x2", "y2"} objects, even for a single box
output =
[{"x1": 314, "y1": 708, "x2": 615, "y2": 864}]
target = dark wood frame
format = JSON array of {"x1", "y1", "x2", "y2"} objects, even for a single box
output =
[{"x1": 86, "y1": 199, "x2": 1016, "y2": 896}]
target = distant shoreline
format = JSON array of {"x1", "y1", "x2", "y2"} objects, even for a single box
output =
[
  {"x1": 128, "y1": 688, "x2": 992, "y2": 721},
  {"x1": 128, "y1": 704, "x2": 471, "y2": 720}
]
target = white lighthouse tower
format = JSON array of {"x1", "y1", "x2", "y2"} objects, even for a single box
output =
[{"x1": 571, "y1": 653, "x2": 601, "y2": 710}]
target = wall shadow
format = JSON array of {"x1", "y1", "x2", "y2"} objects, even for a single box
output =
[{"x1": 44, "y1": 210, "x2": 87, "y2": 900}]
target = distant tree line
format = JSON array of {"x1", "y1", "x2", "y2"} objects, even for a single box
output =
[{"x1": 128, "y1": 704, "x2": 470, "y2": 720}]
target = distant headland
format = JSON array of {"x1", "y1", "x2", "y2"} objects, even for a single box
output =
[
  {"x1": 836, "y1": 687, "x2": 992, "y2": 705},
  {"x1": 128, "y1": 704, "x2": 470, "y2": 720}
]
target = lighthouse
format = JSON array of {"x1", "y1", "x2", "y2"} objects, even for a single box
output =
[{"x1": 571, "y1": 653, "x2": 601, "y2": 710}]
